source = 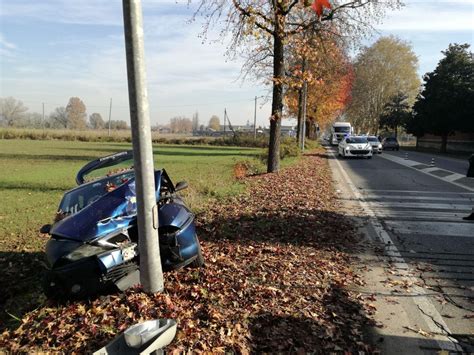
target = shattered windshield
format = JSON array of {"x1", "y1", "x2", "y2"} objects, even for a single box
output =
[{"x1": 58, "y1": 171, "x2": 135, "y2": 216}]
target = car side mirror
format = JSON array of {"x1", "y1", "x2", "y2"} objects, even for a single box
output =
[
  {"x1": 40, "y1": 224, "x2": 51, "y2": 234},
  {"x1": 175, "y1": 181, "x2": 188, "y2": 192}
]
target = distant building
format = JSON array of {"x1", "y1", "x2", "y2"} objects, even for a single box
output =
[
  {"x1": 158, "y1": 127, "x2": 171, "y2": 134},
  {"x1": 281, "y1": 125, "x2": 296, "y2": 137}
]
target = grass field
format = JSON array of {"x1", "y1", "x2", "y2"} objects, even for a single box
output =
[{"x1": 0, "y1": 139, "x2": 275, "y2": 329}]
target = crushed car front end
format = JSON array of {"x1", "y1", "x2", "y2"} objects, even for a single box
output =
[{"x1": 42, "y1": 151, "x2": 203, "y2": 298}]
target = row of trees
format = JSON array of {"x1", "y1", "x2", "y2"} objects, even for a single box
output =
[
  {"x1": 0, "y1": 97, "x2": 129, "y2": 130},
  {"x1": 167, "y1": 113, "x2": 221, "y2": 133},
  {"x1": 346, "y1": 40, "x2": 473, "y2": 153},
  {"x1": 196, "y1": 0, "x2": 401, "y2": 172}
]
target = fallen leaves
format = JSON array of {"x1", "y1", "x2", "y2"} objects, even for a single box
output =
[{"x1": 0, "y1": 148, "x2": 375, "y2": 353}]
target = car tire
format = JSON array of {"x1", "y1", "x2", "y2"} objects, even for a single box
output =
[
  {"x1": 188, "y1": 238, "x2": 205, "y2": 268},
  {"x1": 368, "y1": 156, "x2": 372, "y2": 159}
]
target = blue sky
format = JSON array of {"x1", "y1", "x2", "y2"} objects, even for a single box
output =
[{"x1": 0, "y1": 0, "x2": 473, "y2": 127}]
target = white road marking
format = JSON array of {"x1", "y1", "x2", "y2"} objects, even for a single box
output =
[
  {"x1": 444, "y1": 173, "x2": 466, "y2": 182},
  {"x1": 360, "y1": 189, "x2": 474, "y2": 195},
  {"x1": 328, "y1": 147, "x2": 462, "y2": 352},
  {"x1": 367, "y1": 201, "x2": 472, "y2": 211},
  {"x1": 375, "y1": 210, "x2": 467, "y2": 223},
  {"x1": 362, "y1": 194, "x2": 473, "y2": 202},
  {"x1": 384, "y1": 221, "x2": 474, "y2": 238},
  {"x1": 422, "y1": 167, "x2": 441, "y2": 173},
  {"x1": 380, "y1": 153, "x2": 474, "y2": 192}
]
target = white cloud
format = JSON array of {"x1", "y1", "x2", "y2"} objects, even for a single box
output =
[
  {"x1": 0, "y1": 33, "x2": 16, "y2": 58},
  {"x1": 378, "y1": 1, "x2": 474, "y2": 31}
]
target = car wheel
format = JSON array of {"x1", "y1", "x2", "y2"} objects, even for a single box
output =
[
  {"x1": 188, "y1": 238, "x2": 205, "y2": 268},
  {"x1": 396, "y1": 148, "x2": 399, "y2": 151},
  {"x1": 368, "y1": 156, "x2": 372, "y2": 159}
]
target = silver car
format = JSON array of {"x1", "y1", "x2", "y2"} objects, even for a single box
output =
[{"x1": 367, "y1": 136, "x2": 382, "y2": 154}]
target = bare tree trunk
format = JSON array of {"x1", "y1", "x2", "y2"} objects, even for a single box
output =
[
  {"x1": 267, "y1": 13, "x2": 284, "y2": 173},
  {"x1": 296, "y1": 87, "x2": 303, "y2": 143},
  {"x1": 296, "y1": 57, "x2": 307, "y2": 147},
  {"x1": 441, "y1": 133, "x2": 448, "y2": 153}
]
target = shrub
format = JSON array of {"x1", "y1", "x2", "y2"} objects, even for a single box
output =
[{"x1": 280, "y1": 138, "x2": 301, "y2": 159}]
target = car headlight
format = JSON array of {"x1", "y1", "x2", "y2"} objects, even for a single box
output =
[
  {"x1": 378, "y1": 144, "x2": 382, "y2": 148},
  {"x1": 64, "y1": 244, "x2": 105, "y2": 261}
]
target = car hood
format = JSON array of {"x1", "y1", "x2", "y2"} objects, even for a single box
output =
[
  {"x1": 51, "y1": 171, "x2": 161, "y2": 242},
  {"x1": 347, "y1": 143, "x2": 371, "y2": 149}
]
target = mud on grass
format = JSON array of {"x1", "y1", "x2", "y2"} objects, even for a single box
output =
[{"x1": 0, "y1": 148, "x2": 375, "y2": 353}]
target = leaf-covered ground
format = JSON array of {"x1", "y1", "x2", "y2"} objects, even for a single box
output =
[{"x1": 0, "y1": 149, "x2": 376, "y2": 353}]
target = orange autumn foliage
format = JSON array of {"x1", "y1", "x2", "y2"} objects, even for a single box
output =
[{"x1": 286, "y1": 35, "x2": 353, "y2": 133}]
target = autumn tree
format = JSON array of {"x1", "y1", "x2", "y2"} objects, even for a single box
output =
[
  {"x1": 20, "y1": 112, "x2": 43, "y2": 128},
  {"x1": 89, "y1": 113, "x2": 105, "y2": 129},
  {"x1": 379, "y1": 92, "x2": 411, "y2": 138},
  {"x1": 0, "y1": 97, "x2": 28, "y2": 127},
  {"x1": 169, "y1": 116, "x2": 193, "y2": 133},
  {"x1": 208, "y1": 115, "x2": 220, "y2": 131},
  {"x1": 409, "y1": 43, "x2": 474, "y2": 152},
  {"x1": 66, "y1": 97, "x2": 87, "y2": 130},
  {"x1": 196, "y1": 0, "x2": 400, "y2": 172},
  {"x1": 346, "y1": 36, "x2": 420, "y2": 134},
  {"x1": 286, "y1": 33, "x2": 353, "y2": 140},
  {"x1": 49, "y1": 107, "x2": 68, "y2": 128},
  {"x1": 107, "y1": 120, "x2": 129, "y2": 130}
]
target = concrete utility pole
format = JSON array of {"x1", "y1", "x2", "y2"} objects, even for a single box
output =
[
  {"x1": 122, "y1": 0, "x2": 164, "y2": 293},
  {"x1": 301, "y1": 79, "x2": 307, "y2": 152},
  {"x1": 223, "y1": 108, "x2": 226, "y2": 134},
  {"x1": 108, "y1": 98, "x2": 113, "y2": 137},
  {"x1": 42, "y1": 102, "x2": 45, "y2": 132},
  {"x1": 253, "y1": 96, "x2": 257, "y2": 140}
]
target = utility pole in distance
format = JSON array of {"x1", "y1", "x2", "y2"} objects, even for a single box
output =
[
  {"x1": 108, "y1": 98, "x2": 113, "y2": 137},
  {"x1": 223, "y1": 108, "x2": 226, "y2": 134},
  {"x1": 253, "y1": 96, "x2": 257, "y2": 140},
  {"x1": 122, "y1": 0, "x2": 163, "y2": 293},
  {"x1": 42, "y1": 102, "x2": 45, "y2": 132}
]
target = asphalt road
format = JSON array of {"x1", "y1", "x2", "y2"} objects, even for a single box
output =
[
  {"x1": 326, "y1": 146, "x2": 474, "y2": 353},
  {"x1": 384, "y1": 148, "x2": 471, "y2": 176}
]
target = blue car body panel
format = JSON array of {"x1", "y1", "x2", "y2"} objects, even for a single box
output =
[{"x1": 43, "y1": 152, "x2": 202, "y2": 297}]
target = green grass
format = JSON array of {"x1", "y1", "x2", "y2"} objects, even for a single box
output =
[
  {"x1": 0, "y1": 139, "x2": 269, "y2": 328},
  {"x1": 0, "y1": 139, "x2": 304, "y2": 330},
  {"x1": 0, "y1": 140, "x2": 266, "y2": 240}
]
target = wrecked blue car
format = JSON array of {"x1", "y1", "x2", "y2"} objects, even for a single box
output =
[{"x1": 41, "y1": 151, "x2": 204, "y2": 298}]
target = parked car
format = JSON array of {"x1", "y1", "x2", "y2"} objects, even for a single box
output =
[
  {"x1": 382, "y1": 137, "x2": 400, "y2": 151},
  {"x1": 366, "y1": 136, "x2": 383, "y2": 154},
  {"x1": 338, "y1": 136, "x2": 373, "y2": 159},
  {"x1": 40, "y1": 151, "x2": 204, "y2": 298}
]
